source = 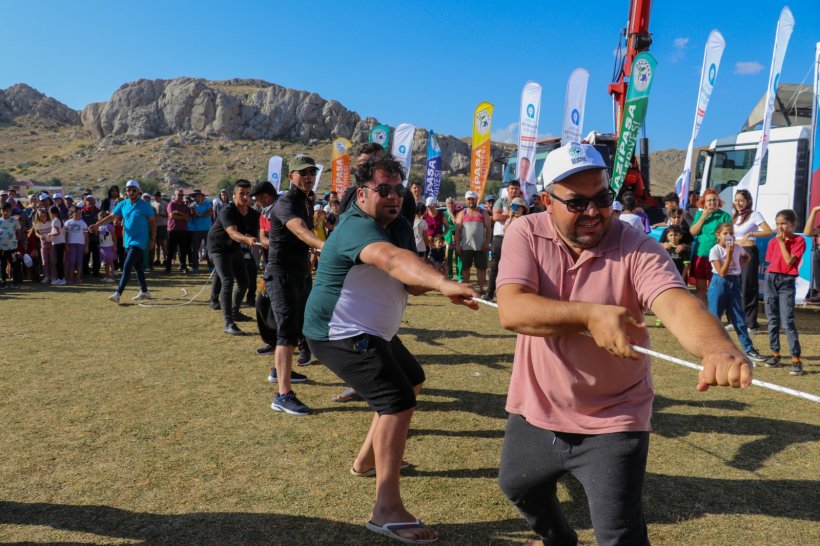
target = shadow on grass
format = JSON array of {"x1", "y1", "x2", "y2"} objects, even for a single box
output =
[
  {"x1": 417, "y1": 352, "x2": 513, "y2": 370},
  {"x1": 0, "y1": 501, "x2": 527, "y2": 545},
  {"x1": 653, "y1": 395, "x2": 820, "y2": 472},
  {"x1": 399, "y1": 326, "x2": 516, "y2": 347}
]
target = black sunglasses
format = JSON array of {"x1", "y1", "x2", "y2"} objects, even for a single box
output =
[
  {"x1": 548, "y1": 190, "x2": 615, "y2": 213},
  {"x1": 125, "y1": 187, "x2": 139, "y2": 193},
  {"x1": 298, "y1": 168, "x2": 318, "y2": 176},
  {"x1": 364, "y1": 183, "x2": 407, "y2": 198}
]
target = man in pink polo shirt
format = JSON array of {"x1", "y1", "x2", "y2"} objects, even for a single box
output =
[{"x1": 495, "y1": 142, "x2": 752, "y2": 546}]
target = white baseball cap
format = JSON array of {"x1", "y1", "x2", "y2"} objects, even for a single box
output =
[
  {"x1": 541, "y1": 142, "x2": 607, "y2": 186},
  {"x1": 125, "y1": 179, "x2": 140, "y2": 190},
  {"x1": 613, "y1": 201, "x2": 624, "y2": 212},
  {"x1": 425, "y1": 196, "x2": 436, "y2": 207},
  {"x1": 464, "y1": 191, "x2": 478, "y2": 199}
]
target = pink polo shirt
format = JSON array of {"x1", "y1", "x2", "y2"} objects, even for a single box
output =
[{"x1": 497, "y1": 212, "x2": 686, "y2": 434}]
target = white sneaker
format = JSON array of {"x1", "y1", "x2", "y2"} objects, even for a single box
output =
[
  {"x1": 53, "y1": 279, "x2": 67, "y2": 286},
  {"x1": 132, "y1": 291, "x2": 151, "y2": 301},
  {"x1": 40, "y1": 277, "x2": 50, "y2": 284},
  {"x1": 108, "y1": 291, "x2": 121, "y2": 304},
  {"x1": 50, "y1": 279, "x2": 60, "y2": 285}
]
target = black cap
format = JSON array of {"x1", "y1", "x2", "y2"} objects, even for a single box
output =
[{"x1": 250, "y1": 181, "x2": 276, "y2": 197}]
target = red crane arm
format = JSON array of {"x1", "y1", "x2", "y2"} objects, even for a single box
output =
[{"x1": 608, "y1": 0, "x2": 653, "y2": 134}]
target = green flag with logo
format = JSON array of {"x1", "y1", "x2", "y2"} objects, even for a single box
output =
[{"x1": 611, "y1": 51, "x2": 657, "y2": 194}]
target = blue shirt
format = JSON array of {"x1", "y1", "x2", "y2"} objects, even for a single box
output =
[
  {"x1": 112, "y1": 198, "x2": 155, "y2": 250},
  {"x1": 190, "y1": 200, "x2": 213, "y2": 232}
]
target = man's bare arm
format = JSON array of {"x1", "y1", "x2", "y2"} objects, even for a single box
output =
[{"x1": 285, "y1": 217, "x2": 324, "y2": 250}]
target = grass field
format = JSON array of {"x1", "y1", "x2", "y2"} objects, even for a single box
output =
[{"x1": 0, "y1": 273, "x2": 818, "y2": 545}]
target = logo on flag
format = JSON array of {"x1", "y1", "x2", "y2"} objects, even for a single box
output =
[
  {"x1": 371, "y1": 128, "x2": 387, "y2": 146},
  {"x1": 708, "y1": 63, "x2": 717, "y2": 85},
  {"x1": 633, "y1": 58, "x2": 653, "y2": 91},
  {"x1": 571, "y1": 108, "x2": 580, "y2": 125},
  {"x1": 526, "y1": 104, "x2": 535, "y2": 118},
  {"x1": 476, "y1": 110, "x2": 492, "y2": 135}
]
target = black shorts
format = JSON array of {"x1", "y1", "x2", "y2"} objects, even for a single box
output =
[
  {"x1": 461, "y1": 249, "x2": 487, "y2": 270},
  {"x1": 265, "y1": 271, "x2": 310, "y2": 346},
  {"x1": 307, "y1": 334, "x2": 425, "y2": 415}
]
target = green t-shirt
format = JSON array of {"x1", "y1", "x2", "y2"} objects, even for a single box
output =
[
  {"x1": 692, "y1": 209, "x2": 731, "y2": 257},
  {"x1": 303, "y1": 204, "x2": 410, "y2": 341}
]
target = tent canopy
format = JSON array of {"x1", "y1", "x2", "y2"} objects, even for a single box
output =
[{"x1": 741, "y1": 83, "x2": 814, "y2": 132}]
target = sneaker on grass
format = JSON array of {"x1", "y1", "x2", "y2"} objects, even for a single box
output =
[
  {"x1": 132, "y1": 291, "x2": 151, "y2": 301},
  {"x1": 789, "y1": 358, "x2": 804, "y2": 376},
  {"x1": 744, "y1": 349, "x2": 766, "y2": 363},
  {"x1": 108, "y1": 291, "x2": 121, "y2": 304},
  {"x1": 267, "y1": 367, "x2": 307, "y2": 383},
  {"x1": 271, "y1": 391, "x2": 311, "y2": 416},
  {"x1": 765, "y1": 353, "x2": 781, "y2": 368}
]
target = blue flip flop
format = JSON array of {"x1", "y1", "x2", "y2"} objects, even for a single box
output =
[{"x1": 365, "y1": 520, "x2": 438, "y2": 544}]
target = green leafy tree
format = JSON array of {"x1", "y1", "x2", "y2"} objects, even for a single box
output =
[{"x1": 0, "y1": 170, "x2": 16, "y2": 190}]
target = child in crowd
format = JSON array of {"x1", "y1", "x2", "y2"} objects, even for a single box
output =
[
  {"x1": 63, "y1": 205, "x2": 89, "y2": 285},
  {"x1": 663, "y1": 225, "x2": 689, "y2": 279},
  {"x1": 33, "y1": 208, "x2": 55, "y2": 283},
  {"x1": 98, "y1": 220, "x2": 118, "y2": 282},
  {"x1": 708, "y1": 222, "x2": 766, "y2": 363},
  {"x1": 428, "y1": 236, "x2": 447, "y2": 275},
  {"x1": 764, "y1": 209, "x2": 806, "y2": 375},
  {"x1": 48, "y1": 205, "x2": 67, "y2": 286}
]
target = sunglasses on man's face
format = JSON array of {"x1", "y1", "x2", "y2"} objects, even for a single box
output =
[
  {"x1": 125, "y1": 188, "x2": 139, "y2": 193},
  {"x1": 298, "y1": 168, "x2": 318, "y2": 176},
  {"x1": 364, "y1": 183, "x2": 407, "y2": 198},
  {"x1": 548, "y1": 190, "x2": 615, "y2": 213}
]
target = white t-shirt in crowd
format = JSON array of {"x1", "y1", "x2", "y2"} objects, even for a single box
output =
[
  {"x1": 413, "y1": 217, "x2": 428, "y2": 253},
  {"x1": 98, "y1": 224, "x2": 115, "y2": 248},
  {"x1": 709, "y1": 243, "x2": 747, "y2": 275},
  {"x1": 619, "y1": 212, "x2": 645, "y2": 232},
  {"x1": 733, "y1": 211, "x2": 766, "y2": 243},
  {"x1": 64, "y1": 218, "x2": 88, "y2": 245},
  {"x1": 50, "y1": 218, "x2": 65, "y2": 245}
]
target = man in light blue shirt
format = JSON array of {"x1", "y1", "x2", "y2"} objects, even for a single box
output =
[{"x1": 91, "y1": 179, "x2": 156, "y2": 303}]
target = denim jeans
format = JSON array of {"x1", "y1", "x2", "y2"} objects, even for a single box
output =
[
  {"x1": 708, "y1": 274, "x2": 754, "y2": 352},
  {"x1": 498, "y1": 413, "x2": 650, "y2": 546},
  {"x1": 116, "y1": 245, "x2": 148, "y2": 294},
  {"x1": 765, "y1": 273, "x2": 801, "y2": 356}
]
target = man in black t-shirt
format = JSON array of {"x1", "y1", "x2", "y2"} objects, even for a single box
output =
[
  {"x1": 266, "y1": 155, "x2": 326, "y2": 416},
  {"x1": 207, "y1": 179, "x2": 261, "y2": 335}
]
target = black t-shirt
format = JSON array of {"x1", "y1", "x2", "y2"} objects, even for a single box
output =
[
  {"x1": 659, "y1": 221, "x2": 693, "y2": 246},
  {"x1": 207, "y1": 202, "x2": 260, "y2": 253},
  {"x1": 266, "y1": 186, "x2": 313, "y2": 274}
]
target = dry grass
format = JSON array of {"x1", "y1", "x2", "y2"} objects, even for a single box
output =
[{"x1": 0, "y1": 274, "x2": 818, "y2": 545}]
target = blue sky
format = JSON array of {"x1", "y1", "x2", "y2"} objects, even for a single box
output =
[{"x1": 1, "y1": 0, "x2": 819, "y2": 153}]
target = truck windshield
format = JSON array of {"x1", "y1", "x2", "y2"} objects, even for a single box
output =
[{"x1": 708, "y1": 148, "x2": 766, "y2": 208}]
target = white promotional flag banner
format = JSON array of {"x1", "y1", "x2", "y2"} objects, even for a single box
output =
[
  {"x1": 561, "y1": 69, "x2": 589, "y2": 145},
  {"x1": 738, "y1": 6, "x2": 795, "y2": 201},
  {"x1": 391, "y1": 123, "x2": 416, "y2": 186},
  {"x1": 312, "y1": 163, "x2": 324, "y2": 193},
  {"x1": 267, "y1": 155, "x2": 283, "y2": 191},
  {"x1": 517, "y1": 81, "x2": 542, "y2": 191},
  {"x1": 675, "y1": 30, "x2": 726, "y2": 205}
]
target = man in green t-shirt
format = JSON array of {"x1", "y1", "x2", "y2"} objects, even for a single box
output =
[{"x1": 304, "y1": 155, "x2": 478, "y2": 544}]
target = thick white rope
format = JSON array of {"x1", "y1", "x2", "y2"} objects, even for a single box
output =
[{"x1": 471, "y1": 297, "x2": 820, "y2": 404}]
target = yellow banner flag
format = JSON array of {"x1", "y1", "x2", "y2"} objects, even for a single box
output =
[
  {"x1": 331, "y1": 137, "x2": 352, "y2": 194},
  {"x1": 470, "y1": 102, "x2": 494, "y2": 200}
]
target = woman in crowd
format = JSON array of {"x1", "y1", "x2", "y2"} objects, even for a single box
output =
[
  {"x1": 33, "y1": 208, "x2": 54, "y2": 283},
  {"x1": 731, "y1": 189, "x2": 772, "y2": 333},
  {"x1": 689, "y1": 189, "x2": 731, "y2": 303},
  {"x1": 48, "y1": 205, "x2": 67, "y2": 286}
]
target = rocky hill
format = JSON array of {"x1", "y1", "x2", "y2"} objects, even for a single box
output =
[{"x1": 0, "y1": 79, "x2": 684, "y2": 198}]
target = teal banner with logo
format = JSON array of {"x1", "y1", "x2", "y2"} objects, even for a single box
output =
[
  {"x1": 369, "y1": 124, "x2": 390, "y2": 150},
  {"x1": 611, "y1": 51, "x2": 657, "y2": 194}
]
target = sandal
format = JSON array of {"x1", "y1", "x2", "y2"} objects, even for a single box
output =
[
  {"x1": 331, "y1": 387, "x2": 362, "y2": 403},
  {"x1": 351, "y1": 460, "x2": 411, "y2": 477}
]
